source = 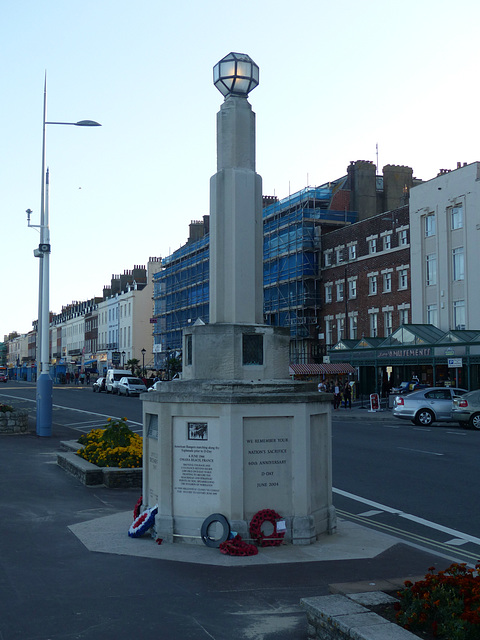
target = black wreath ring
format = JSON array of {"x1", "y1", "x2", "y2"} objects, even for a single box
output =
[
  {"x1": 201, "y1": 513, "x2": 231, "y2": 548},
  {"x1": 249, "y1": 509, "x2": 285, "y2": 547}
]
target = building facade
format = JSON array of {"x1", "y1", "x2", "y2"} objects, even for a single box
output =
[
  {"x1": 320, "y1": 204, "x2": 411, "y2": 350},
  {"x1": 410, "y1": 162, "x2": 480, "y2": 332}
]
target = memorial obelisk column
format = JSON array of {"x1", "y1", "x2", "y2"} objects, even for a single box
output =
[{"x1": 209, "y1": 52, "x2": 263, "y2": 325}]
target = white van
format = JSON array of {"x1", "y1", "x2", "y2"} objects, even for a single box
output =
[{"x1": 105, "y1": 369, "x2": 132, "y2": 394}]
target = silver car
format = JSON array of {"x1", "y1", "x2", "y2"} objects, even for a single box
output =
[
  {"x1": 117, "y1": 376, "x2": 147, "y2": 397},
  {"x1": 452, "y1": 389, "x2": 480, "y2": 429},
  {"x1": 393, "y1": 387, "x2": 468, "y2": 426}
]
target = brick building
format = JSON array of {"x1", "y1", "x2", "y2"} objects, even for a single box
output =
[{"x1": 320, "y1": 204, "x2": 411, "y2": 348}]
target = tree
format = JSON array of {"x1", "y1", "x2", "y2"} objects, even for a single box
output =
[
  {"x1": 126, "y1": 358, "x2": 140, "y2": 376},
  {"x1": 167, "y1": 356, "x2": 181, "y2": 380}
]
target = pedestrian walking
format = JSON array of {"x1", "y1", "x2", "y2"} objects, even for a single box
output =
[
  {"x1": 343, "y1": 381, "x2": 352, "y2": 409},
  {"x1": 333, "y1": 382, "x2": 341, "y2": 410}
]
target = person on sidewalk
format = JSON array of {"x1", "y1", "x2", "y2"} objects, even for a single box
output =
[
  {"x1": 343, "y1": 381, "x2": 352, "y2": 409},
  {"x1": 333, "y1": 382, "x2": 341, "y2": 410}
]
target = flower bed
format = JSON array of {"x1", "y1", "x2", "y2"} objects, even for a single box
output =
[
  {"x1": 77, "y1": 417, "x2": 142, "y2": 468},
  {"x1": 395, "y1": 563, "x2": 480, "y2": 639},
  {"x1": 57, "y1": 417, "x2": 142, "y2": 488}
]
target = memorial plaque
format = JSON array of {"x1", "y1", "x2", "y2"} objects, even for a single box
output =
[
  {"x1": 243, "y1": 417, "x2": 292, "y2": 514},
  {"x1": 173, "y1": 417, "x2": 221, "y2": 516}
]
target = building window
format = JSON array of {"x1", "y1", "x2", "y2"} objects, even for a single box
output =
[
  {"x1": 336, "y1": 247, "x2": 344, "y2": 263},
  {"x1": 348, "y1": 244, "x2": 357, "y2": 260},
  {"x1": 453, "y1": 300, "x2": 465, "y2": 330},
  {"x1": 452, "y1": 247, "x2": 464, "y2": 281},
  {"x1": 324, "y1": 251, "x2": 332, "y2": 267},
  {"x1": 399, "y1": 308, "x2": 409, "y2": 325},
  {"x1": 325, "y1": 319, "x2": 333, "y2": 345},
  {"x1": 398, "y1": 269, "x2": 408, "y2": 290},
  {"x1": 368, "y1": 238, "x2": 377, "y2": 254},
  {"x1": 336, "y1": 282, "x2": 344, "y2": 301},
  {"x1": 369, "y1": 275, "x2": 377, "y2": 295},
  {"x1": 426, "y1": 254, "x2": 437, "y2": 286},
  {"x1": 451, "y1": 205, "x2": 463, "y2": 230},
  {"x1": 186, "y1": 335, "x2": 192, "y2": 365},
  {"x1": 348, "y1": 279, "x2": 357, "y2": 299},
  {"x1": 383, "y1": 234, "x2": 392, "y2": 251},
  {"x1": 349, "y1": 315, "x2": 358, "y2": 339},
  {"x1": 369, "y1": 312, "x2": 378, "y2": 337},
  {"x1": 384, "y1": 311, "x2": 393, "y2": 336},
  {"x1": 399, "y1": 229, "x2": 408, "y2": 245},
  {"x1": 324, "y1": 284, "x2": 332, "y2": 304},
  {"x1": 427, "y1": 304, "x2": 438, "y2": 327},
  {"x1": 383, "y1": 272, "x2": 392, "y2": 293},
  {"x1": 425, "y1": 214, "x2": 436, "y2": 237},
  {"x1": 336, "y1": 317, "x2": 345, "y2": 341}
]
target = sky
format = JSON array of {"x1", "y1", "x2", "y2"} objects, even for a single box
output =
[{"x1": 2, "y1": 0, "x2": 480, "y2": 340}]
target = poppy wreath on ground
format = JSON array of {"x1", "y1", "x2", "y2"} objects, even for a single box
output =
[
  {"x1": 128, "y1": 504, "x2": 158, "y2": 538},
  {"x1": 133, "y1": 495, "x2": 143, "y2": 519},
  {"x1": 249, "y1": 509, "x2": 285, "y2": 547},
  {"x1": 219, "y1": 534, "x2": 258, "y2": 556}
]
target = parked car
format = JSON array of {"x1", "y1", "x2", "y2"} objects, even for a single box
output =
[
  {"x1": 0, "y1": 373, "x2": 8, "y2": 383},
  {"x1": 148, "y1": 380, "x2": 162, "y2": 392},
  {"x1": 92, "y1": 377, "x2": 106, "y2": 393},
  {"x1": 117, "y1": 376, "x2": 147, "y2": 396},
  {"x1": 452, "y1": 390, "x2": 480, "y2": 429},
  {"x1": 393, "y1": 386, "x2": 468, "y2": 426},
  {"x1": 391, "y1": 380, "x2": 430, "y2": 395},
  {"x1": 105, "y1": 369, "x2": 132, "y2": 394}
]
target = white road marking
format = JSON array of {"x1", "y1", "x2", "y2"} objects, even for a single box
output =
[
  {"x1": 397, "y1": 446, "x2": 443, "y2": 456},
  {"x1": 0, "y1": 392, "x2": 142, "y2": 427},
  {"x1": 333, "y1": 487, "x2": 480, "y2": 546}
]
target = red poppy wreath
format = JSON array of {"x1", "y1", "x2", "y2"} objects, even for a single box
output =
[{"x1": 249, "y1": 509, "x2": 285, "y2": 547}]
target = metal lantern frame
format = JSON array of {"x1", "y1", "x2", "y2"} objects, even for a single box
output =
[{"x1": 213, "y1": 52, "x2": 259, "y2": 98}]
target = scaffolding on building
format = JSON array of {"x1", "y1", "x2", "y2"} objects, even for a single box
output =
[
  {"x1": 263, "y1": 186, "x2": 357, "y2": 363},
  {"x1": 153, "y1": 234, "x2": 209, "y2": 358}
]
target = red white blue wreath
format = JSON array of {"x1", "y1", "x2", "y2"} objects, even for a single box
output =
[{"x1": 128, "y1": 504, "x2": 158, "y2": 538}]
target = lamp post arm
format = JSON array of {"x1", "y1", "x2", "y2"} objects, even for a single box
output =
[{"x1": 45, "y1": 120, "x2": 102, "y2": 126}]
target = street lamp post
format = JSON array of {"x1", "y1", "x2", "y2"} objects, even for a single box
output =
[
  {"x1": 122, "y1": 351, "x2": 126, "y2": 368},
  {"x1": 32, "y1": 76, "x2": 101, "y2": 437},
  {"x1": 141, "y1": 348, "x2": 146, "y2": 378},
  {"x1": 166, "y1": 347, "x2": 171, "y2": 381}
]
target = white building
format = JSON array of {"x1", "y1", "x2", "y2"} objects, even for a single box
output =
[
  {"x1": 410, "y1": 162, "x2": 480, "y2": 331},
  {"x1": 7, "y1": 333, "x2": 28, "y2": 368},
  {"x1": 96, "y1": 258, "x2": 161, "y2": 373}
]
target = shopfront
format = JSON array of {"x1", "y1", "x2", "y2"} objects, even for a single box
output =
[{"x1": 328, "y1": 325, "x2": 480, "y2": 396}]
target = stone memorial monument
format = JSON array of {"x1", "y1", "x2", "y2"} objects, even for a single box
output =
[{"x1": 142, "y1": 53, "x2": 336, "y2": 545}]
